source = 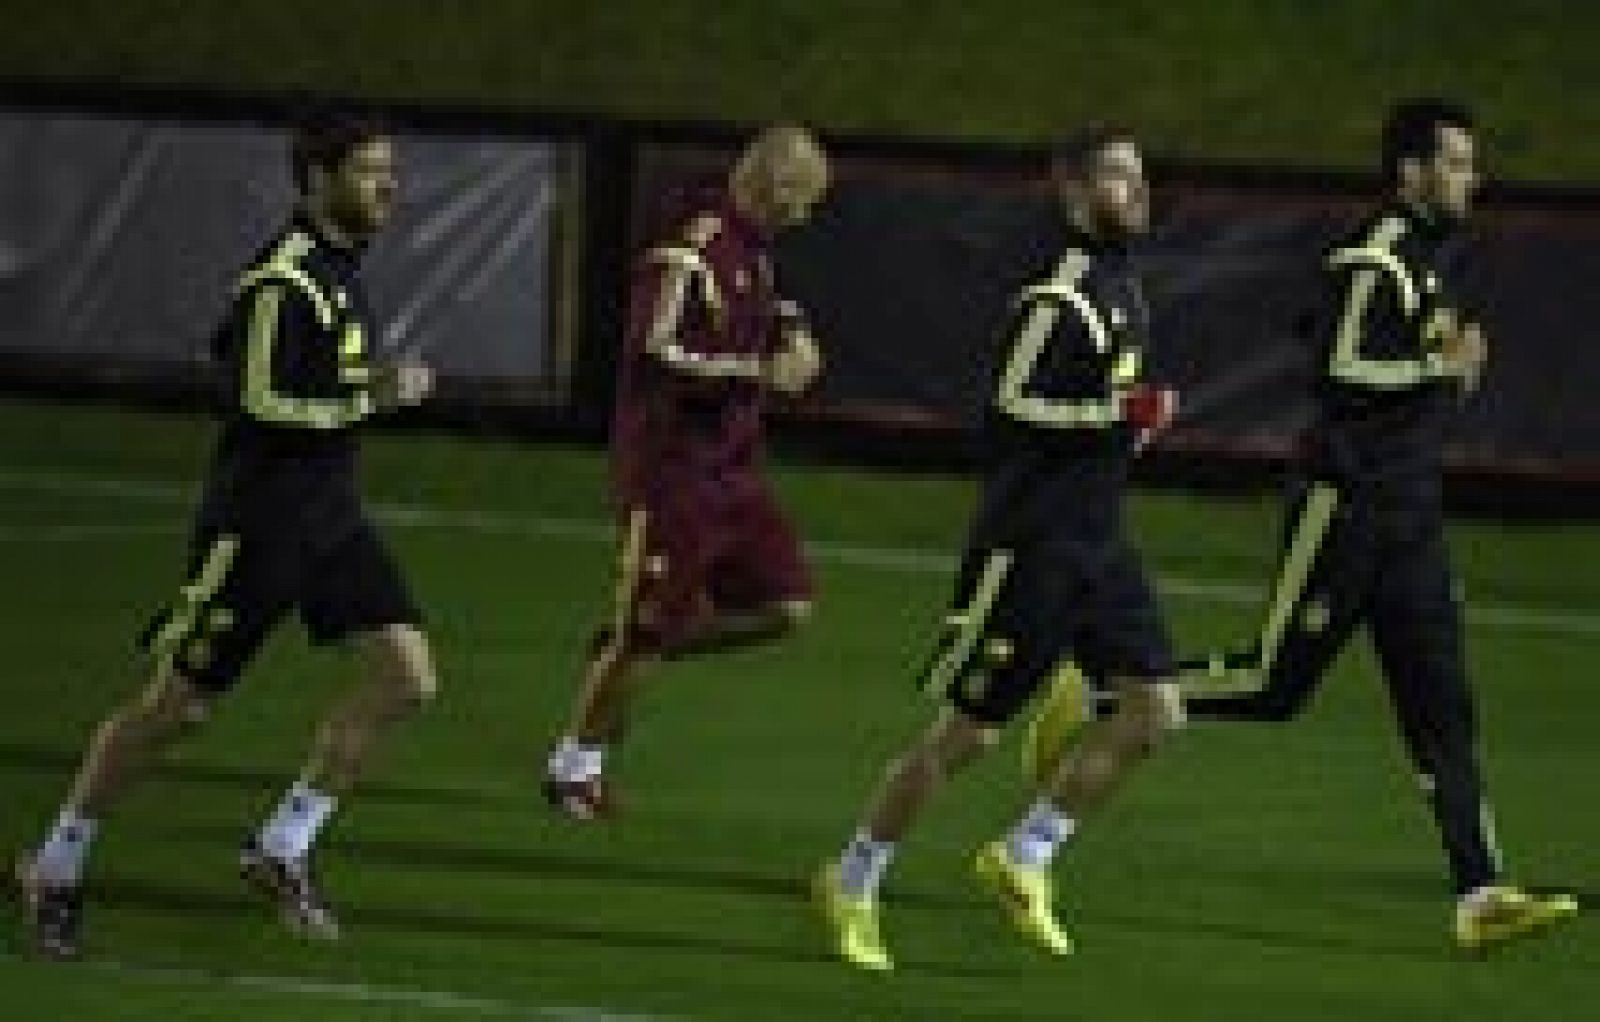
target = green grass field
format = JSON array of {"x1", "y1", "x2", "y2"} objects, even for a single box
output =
[{"x1": 0, "y1": 397, "x2": 1593, "y2": 1020}]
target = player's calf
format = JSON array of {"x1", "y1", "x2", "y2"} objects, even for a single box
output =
[
  {"x1": 236, "y1": 625, "x2": 435, "y2": 939},
  {"x1": 13, "y1": 667, "x2": 212, "y2": 958},
  {"x1": 1040, "y1": 679, "x2": 1183, "y2": 819},
  {"x1": 863, "y1": 710, "x2": 999, "y2": 841},
  {"x1": 817, "y1": 709, "x2": 997, "y2": 969},
  {"x1": 841, "y1": 709, "x2": 998, "y2": 879},
  {"x1": 363, "y1": 623, "x2": 439, "y2": 714},
  {"x1": 301, "y1": 624, "x2": 437, "y2": 796},
  {"x1": 1115, "y1": 679, "x2": 1187, "y2": 754},
  {"x1": 545, "y1": 628, "x2": 642, "y2": 819}
]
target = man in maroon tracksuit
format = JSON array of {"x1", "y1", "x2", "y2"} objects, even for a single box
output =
[{"x1": 544, "y1": 125, "x2": 831, "y2": 817}]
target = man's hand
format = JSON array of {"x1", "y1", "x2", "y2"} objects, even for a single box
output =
[
  {"x1": 1124, "y1": 384, "x2": 1178, "y2": 453},
  {"x1": 765, "y1": 328, "x2": 823, "y2": 396},
  {"x1": 373, "y1": 362, "x2": 435, "y2": 409},
  {"x1": 1440, "y1": 322, "x2": 1488, "y2": 393}
]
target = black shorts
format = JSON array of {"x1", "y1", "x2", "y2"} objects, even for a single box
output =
[
  {"x1": 140, "y1": 517, "x2": 421, "y2": 693},
  {"x1": 917, "y1": 538, "x2": 1174, "y2": 725}
]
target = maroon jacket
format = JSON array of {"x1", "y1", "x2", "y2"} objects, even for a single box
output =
[{"x1": 611, "y1": 193, "x2": 788, "y2": 506}]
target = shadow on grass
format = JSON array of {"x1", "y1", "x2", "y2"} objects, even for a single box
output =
[
  {"x1": 123, "y1": 820, "x2": 979, "y2": 914},
  {"x1": 82, "y1": 873, "x2": 1010, "y2": 978}
]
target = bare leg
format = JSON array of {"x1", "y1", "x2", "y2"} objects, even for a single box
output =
[
  {"x1": 18, "y1": 665, "x2": 213, "y2": 958},
  {"x1": 818, "y1": 706, "x2": 987, "y2": 972},
  {"x1": 565, "y1": 600, "x2": 809, "y2": 746},
  {"x1": 824, "y1": 705, "x2": 997, "y2": 908},
  {"x1": 860, "y1": 707, "x2": 998, "y2": 843},
  {"x1": 1043, "y1": 678, "x2": 1185, "y2": 815},
  {"x1": 64, "y1": 664, "x2": 213, "y2": 819},
  {"x1": 298, "y1": 624, "x2": 437, "y2": 796},
  {"x1": 547, "y1": 600, "x2": 810, "y2": 820},
  {"x1": 242, "y1": 625, "x2": 437, "y2": 939},
  {"x1": 567, "y1": 631, "x2": 655, "y2": 747}
]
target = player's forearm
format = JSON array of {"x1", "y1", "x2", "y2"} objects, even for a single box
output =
[{"x1": 648, "y1": 342, "x2": 767, "y2": 381}]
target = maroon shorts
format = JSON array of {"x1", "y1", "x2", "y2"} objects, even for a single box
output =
[{"x1": 609, "y1": 475, "x2": 812, "y2": 652}]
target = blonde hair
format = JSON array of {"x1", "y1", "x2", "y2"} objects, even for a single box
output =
[{"x1": 733, "y1": 124, "x2": 822, "y2": 187}]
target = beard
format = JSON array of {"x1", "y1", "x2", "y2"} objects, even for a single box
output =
[
  {"x1": 1093, "y1": 205, "x2": 1149, "y2": 241},
  {"x1": 327, "y1": 189, "x2": 389, "y2": 241},
  {"x1": 1419, "y1": 179, "x2": 1474, "y2": 226},
  {"x1": 1438, "y1": 197, "x2": 1473, "y2": 226}
]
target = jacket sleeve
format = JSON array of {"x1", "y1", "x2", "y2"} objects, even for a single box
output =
[{"x1": 235, "y1": 273, "x2": 374, "y2": 429}]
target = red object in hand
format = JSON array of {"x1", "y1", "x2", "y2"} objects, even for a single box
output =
[{"x1": 1125, "y1": 385, "x2": 1178, "y2": 432}]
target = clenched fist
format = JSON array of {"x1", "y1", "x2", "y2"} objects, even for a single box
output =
[
  {"x1": 766, "y1": 331, "x2": 823, "y2": 396},
  {"x1": 1439, "y1": 322, "x2": 1487, "y2": 393},
  {"x1": 374, "y1": 362, "x2": 435, "y2": 409}
]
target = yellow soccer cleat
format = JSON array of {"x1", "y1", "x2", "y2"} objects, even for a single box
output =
[
  {"x1": 813, "y1": 863, "x2": 893, "y2": 972},
  {"x1": 973, "y1": 841, "x2": 1073, "y2": 956},
  {"x1": 1023, "y1": 661, "x2": 1092, "y2": 785},
  {"x1": 1454, "y1": 886, "x2": 1579, "y2": 953}
]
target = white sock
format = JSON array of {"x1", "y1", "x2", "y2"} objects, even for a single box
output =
[
  {"x1": 548, "y1": 737, "x2": 605, "y2": 783},
  {"x1": 1006, "y1": 799, "x2": 1077, "y2": 869},
  {"x1": 1460, "y1": 885, "x2": 1502, "y2": 910},
  {"x1": 257, "y1": 783, "x2": 338, "y2": 862},
  {"x1": 837, "y1": 831, "x2": 897, "y2": 900},
  {"x1": 32, "y1": 809, "x2": 98, "y2": 886}
]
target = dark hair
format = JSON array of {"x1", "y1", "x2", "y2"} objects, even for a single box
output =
[
  {"x1": 1052, "y1": 124, "x2": 1138, "y2": 179},
  {"x1": 290, "y1": 105, "x2": 386, "y2": 193},
  {"x1": 1382, "y1": 98, "x2": 1473, "y2": 185}
]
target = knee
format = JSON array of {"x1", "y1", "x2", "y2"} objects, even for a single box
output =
[
  {"x1": 907, "y1": 711, "x2": 998, "y2": 779},
  {"x1": 364, "y1": 626, "x2": 438, "y2": 717},
  {"x1": 963, "y1": 721, "x2": 1004, "y2": 758},
  {"x1": 1115, "y1": 682, "x2": 1186, "y2": 751},
  {"x1": 398, "y1": 670, "x2": 437, "y2": 715},
  {"x1": 587, "y1": 626, "x2": 623, "y2": 660},
  {"x1": 773, "y1": 599, "x2": 813, "y2": 632},
  {"x1": 900, "y1": 742, "x2": 973, "y2": 786},
  {"x1": 385, "y1": 661, "x2": 437, "y2": 717},
  {"x1": 1160, "y1": 680, "x2": 1189, "y2": 731},
  {"x1": 125, "y1": 672, "x2": 213, "y2": 740}
]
